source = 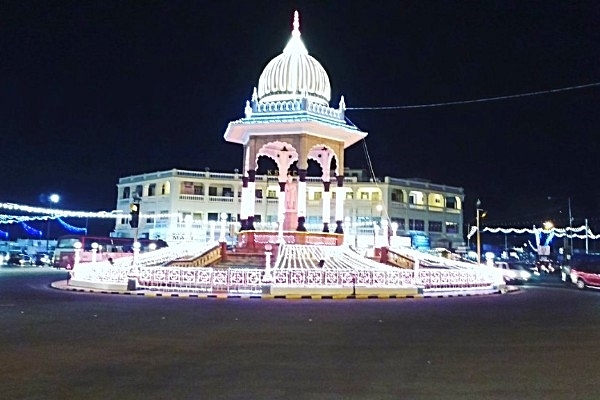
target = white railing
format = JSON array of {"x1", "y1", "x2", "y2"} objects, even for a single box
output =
[{"x1": 71, "y1": 243, "x2": 503, "y2": 293}]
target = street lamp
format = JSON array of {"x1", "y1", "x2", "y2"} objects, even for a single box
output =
[
  {"x1": 375, "y1": 204, "x2": 383, "y2": 223},
  {"x1": 46, "y1": 193, "x2": 60, "y2": 252},
  {"x1": 476, "y1": 199, "x2": 487, "y2": 265},
  {"x1": 219, "y1": 212, "x2": 228, "y2": 243}
]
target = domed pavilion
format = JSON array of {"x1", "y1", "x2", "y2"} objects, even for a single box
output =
[{"x1": 223, "y1": 11, "x2": 367, "y2": 241}]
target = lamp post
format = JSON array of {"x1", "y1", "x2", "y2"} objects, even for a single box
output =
[
  {"x1": 45, "y1": 193, "x2": 60, "y2": 253},
  {"x1": 263, "y1": 243, "x2": 273, "y2": 282},
  {"x1": 375, "y1": 203, "x2": 383, "y2": 223},
  {"x1": 476, "y1": 199, "x2": 486, "y2": 265},
  {"x1": 219, "y1": 212, "x2": 228, "y2": 243},
  {"x1": 73, "y1": 240, "x2": 82, "y2": 268},
  {"x1": 91, "y1": 242, "x2": 98, "y2": 263}
]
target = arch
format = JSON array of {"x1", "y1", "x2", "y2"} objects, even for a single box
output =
[
  {"x1": 306, "y1": 144, "x2": 340, "y2": 181},
  {"x1": 408, "y1": 190, "x2": 425, "y2": 206},
  {"x1": 255, "y1": 141, "x2": 299, "y2": 182},
  {"x1": 427, "y1": 193, "x2": 445, "y2": 208}
]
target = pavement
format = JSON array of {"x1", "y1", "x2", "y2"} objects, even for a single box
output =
[{"x1": 51, "y1": 279, "x2": 518, "y2": 300}]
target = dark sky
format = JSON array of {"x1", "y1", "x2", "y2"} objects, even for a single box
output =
[{"x1": 2, "y1": 0, "x2": 599, "y2": 232}]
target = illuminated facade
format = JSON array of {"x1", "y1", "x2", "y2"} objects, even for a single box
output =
[{"x1": 112, "y1": 167, "x2": 464, "y2": 248}]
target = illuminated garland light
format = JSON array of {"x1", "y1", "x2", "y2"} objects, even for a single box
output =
[
  {"x1": 56, "y1": 217, "x2": 87, "y2": 234},
  {"x1": 20, "y1": 222, "x2": 43, "y2": 238},
  {"x1": 482, "y1": 225, "x2": 600, "y2": 240},
  {"x1": 0, "y1": 202, "x2": 182, "y2": 223},
  {"x1": 0, "y1": 202, "x2": 124, "y2": 219}
]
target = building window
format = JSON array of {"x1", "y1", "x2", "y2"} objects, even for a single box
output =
[
  {"x1": 135, "y1": 185, "x2": 143, "y2": 198},
  {"x1": 208, "y1": 187, "x2": 217, "y2": 196},
  {"x1": 314, "y1": 192, "x2": 322, "y2": 201},
  {"x1": 146, "y1": 212, "x2": 155, "y2": 224},
  {"x1": 429, "y1": 221, "x2": 443, "y2": 232},
  {"x1": 372, "y1": 192, "x2": 380, "y2": 201},
  {"x1": 255, "y1": 189, "x2": 263, "y2": 199},
  {"x1": 391, "y1": 189, "x2": 404, "y2": 202},
  {"x1": 181, "y1": 182, "x2": 194, "y2": 194},
  {"x1": 207, "y1": 212, "x2": 218, "y2": 221},
  {"x1": 222, "y1": 188, "x2": 234, "y2": 197},
  {"x1": 391, "y1": 218, "x2": 405, "y2": 230},
  {"x1": 122, "y1": 187, "x2": 130, "y2": 199},
  {"x1": 445, "y1": 222, "x2": 458, "y2": 234},
  {"x1": 194, "y1": 185, "x2": 204, "y2": 195},
  {"x1": 360, "y1": 192, "x2": 369, "y2": 200},
  {"x1": 409, "y1": 219, "x2": 425, "y2": 231},
  {"x1": 192, "y1": 213, "x2": 202, "y2": 221},
  {"x1": 267, "y1": 189, "x2": 277, "y2": 198},
  {"x1": 446, "y1": 197, "x2": 456, "y2": 209},
  {"x1": 161, "y1": 183, "x2": 169, "y2": 195},
  {"x1": 346, "y1": 191, "x2": 354, "y2": 200},
  {"x1": 148, "y1": 184, "x2": 156, "y2": 197}
]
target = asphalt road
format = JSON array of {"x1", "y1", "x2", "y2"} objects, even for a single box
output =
[{"x1": 1, "y1": 266, "x2": 599, "y2": 400}]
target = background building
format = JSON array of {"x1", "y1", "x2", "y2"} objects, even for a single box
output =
[{"x1": 112, "y1": 167, "x2": 464, "y2": 249}]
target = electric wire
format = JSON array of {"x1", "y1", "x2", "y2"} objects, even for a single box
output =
[{"x1": 346, "y1": 81, "x2": 600, "y2": 111}]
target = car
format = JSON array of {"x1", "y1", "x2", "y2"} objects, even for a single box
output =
[
  {"x1": 568, "y1": 261, "x2": 600, "y2": 290},
  {"x1": 494, "y1": 261, "x2": 533, "y2": 284},
  {"x1": 6, "y1": 253, "x2": 34, "y2": 266},
  {"x1": 34, "y1": 253, "x2": 52, "y2": 267},
  {"x1": 0, "y1": 251, "x2": 8, "y2": 264}
]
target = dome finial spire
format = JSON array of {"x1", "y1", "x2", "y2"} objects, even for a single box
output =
[{"x1": 292, "y1": 11, "x2": 300, "y2": 37}]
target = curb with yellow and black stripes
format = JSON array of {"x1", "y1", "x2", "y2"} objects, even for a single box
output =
[{"x1": 52, "y1": 280, "x2": 517, "y2": 300}]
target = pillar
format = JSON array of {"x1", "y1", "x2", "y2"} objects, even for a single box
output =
[
  {"x1": 278, "y1": 181, "x2": 286, "y2": 242},
  {"x1": 247, "y1": 170, "x2": 256, "y2": 230},
  {"x1": 296, "y1": 169, "x2": 307, "y2": 231},
  {"x1": 322, "y1": 180, "x2": 331, "y2": 232},
  {"x1": 334, "y1": 175, "x2": 344, "y2": 234},
  {"x1": 240, "y1": 175, "x2": 249, "y2": 231}
]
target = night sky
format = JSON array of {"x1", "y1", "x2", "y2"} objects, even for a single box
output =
[{"x1": 2, "y1": 1, "x2": 599, "y2": 235}]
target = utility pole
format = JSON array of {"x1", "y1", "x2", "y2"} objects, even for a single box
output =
[{"x1": 568, "y1": 197, "x2": 573, "y2": 255}]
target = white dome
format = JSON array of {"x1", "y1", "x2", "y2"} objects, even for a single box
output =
[{"x1": 257, "y1": 11, "x2": 331, "y2": 105}]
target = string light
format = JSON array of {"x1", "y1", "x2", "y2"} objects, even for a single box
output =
[
  {"x1": 481, "y1": 225, "x2": 600, "y2": 240},
  {"x1": 56, "y1": 217, "x2": 87, "y2": 234},
  {"x1": 0, "y1": 202, "x2": 127, "y2": 221},
  {"x1": 20, "y1": 222, "x2": 42, "y2": 237}
]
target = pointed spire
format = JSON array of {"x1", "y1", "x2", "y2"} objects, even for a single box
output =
[
  {"x1": 284, "y1": 11, "x2": 307, "y2": 55},
  {"x1": 252, "y1": 87, "x2": 258, "y2": 102},
  {"x1": 292, "y1": 10, "x2": 300, "y2": 37},
  {"x1": 339, "y1": 95, "x2": 346, "y2": 110}
]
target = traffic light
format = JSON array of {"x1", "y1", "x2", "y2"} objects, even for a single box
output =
[{"x1": 129, "y1": 202, "x2": 140, "y2": 228}]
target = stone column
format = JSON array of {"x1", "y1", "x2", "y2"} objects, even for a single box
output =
[
  {"x1": 239, "y1": 175, "x2": 249, "y2": 231},
  {"x1": 296, "y1": 169, "x2": 307, "y2": 231},
  {"x1": 322, "y1": 180, "x2": 331, "y2": 232},
  {"x1": 278, "y1": 181, "x2": 286, "y2": 241},
  {"x1": 247, "y1": 170, "x2": 256, "y2": 230},
  {"x1": 334, "y1": 175, "x2": 344, "y2": 234}
]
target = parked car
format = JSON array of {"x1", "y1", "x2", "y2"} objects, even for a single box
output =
[
  {"x1": 494, "y1": 262, "x2": 533, "y2": 284},
  {"x1": 7, "y1": 253, "x2": 34, "y2": 266},
  {"x1": 567, "y1": 261, "x2": 600, "y2": 290},
  {"x1": 34, "y1": 253, "x2": 52, "y2": 266}
]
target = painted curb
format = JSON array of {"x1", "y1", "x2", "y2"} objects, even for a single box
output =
[{"x1": 51, "y1": 280, "x2": 516, "y2": 300}]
